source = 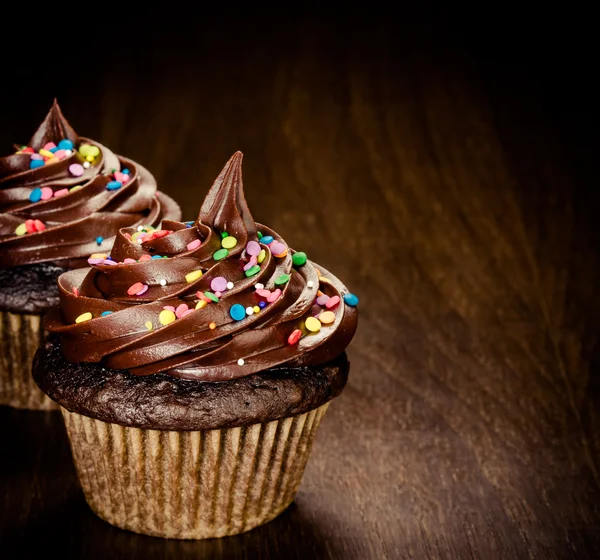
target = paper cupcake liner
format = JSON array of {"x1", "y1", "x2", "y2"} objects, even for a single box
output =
[
  {"x1": 61, "y1": 403, "x2": 329, "y2": 539},
  {"x1": 0, "y1": 310, "x2": 57, "y2": 410}
]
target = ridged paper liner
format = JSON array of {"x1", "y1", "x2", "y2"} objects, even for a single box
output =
[
  {"x1": 0, "y1": 310, "x2": 57, "y2": 410},
  {"x1": 61, "y1": 403, "x2": 329, "y2": 539}
]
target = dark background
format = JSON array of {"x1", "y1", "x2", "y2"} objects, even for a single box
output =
[{"x1": 1, "y1": 13, "x2": 599, "y2": 559}]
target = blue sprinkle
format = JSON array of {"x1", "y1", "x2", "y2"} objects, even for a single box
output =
[
  {"x1": 106, "y1": 181, "x2": 122, "y2": 191},
  {"x1": 57, "y1": 139, "x2": 74, "y2": 151},
  {"x1": 101, "y1": 311, "x2": 113, "y2": 317},
  {"x1": 122, "y1": 168, "x2": 130, "y2": 175},
  {"x1": 343, "y1": 293, "x2": 359, "y2": 307},
  {"x1": 30, "y1": 159, "x2": 44, "y2": 170},
  {"x1": 96, "y1": 236, "x2": 104, "y2": 245},
  {"x1": 151, "y1": 255, "x2": 162, "y2": 259},
  {"x1": 261, "y1": 235, "x2": 274, "y2": 245},
  {"x1": 229, "y1": 303, "x2": 246, "y2": 321},
  {"x1": 29, "y1": 188, "x2": 42, "y2": 203},
  {"x1": 49, "y1": 147, "x2": 58, "y2": 153},
  {"x1": 258, "y1": 301, "x2": 267, "y2": 309}
]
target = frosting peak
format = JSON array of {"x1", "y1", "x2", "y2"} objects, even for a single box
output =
[
  {"x1": 44, "y1": 152, "x2": 358, "y2": 382},
  {"x1": 0, "y1": 101, "x2": 181, "y2": 269}
]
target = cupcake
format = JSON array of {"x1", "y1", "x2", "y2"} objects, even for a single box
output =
[
  {"x1": 0, "y1": 101, "x2": 181, "y2": 410},
  {"x1": 34, "y1": 151, "x2": 358, "y2": 539}
]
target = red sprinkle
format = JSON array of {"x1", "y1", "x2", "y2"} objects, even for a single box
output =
[
  {"x1": 151, "y1": 230, "x2": 170, "y2": 239},
  {"x1": 25, "y1": 219, "x2": 36, "y2": 233},
  {"x1": 72, "y1": 287, "x2": 79, "y2": 296},
  {"x1": 33, "y1": 220, "x2": 46, "y2": 232},
  {"x1": 288, "y1": 329, "x2": 302, "y2": 345},
  {"x1": 21, "y1": 147, "x2": 34, "y2": 154},
  {"x1": 127, "y1": 282, "x2": 145, "y2": 296},
  {"x1": 325, "y1": 295, "x2": 341, "y2": 309}
]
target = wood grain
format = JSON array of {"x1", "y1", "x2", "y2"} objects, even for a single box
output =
[{"x1": 1, "y1": 18, "x2": 598, "y2": 559}]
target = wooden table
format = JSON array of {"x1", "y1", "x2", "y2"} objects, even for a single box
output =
[{"x1": 1, "y1": 17, "x2": 598, "y2": 559}]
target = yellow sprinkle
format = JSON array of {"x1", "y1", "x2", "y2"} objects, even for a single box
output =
[
  {"x1": 320, "y1": 277, "x2": 330, "y2": 283},
  {"x1": 159, "y1": 309, "x2": 176, "y2": 326},
  {"x1": 305, "y1": 316, "x2": 321, "y2": 333},
  {"x1": 253, "y1": 305, "x2": 260, "y2": 314},
  {"x1": 90, "y1": 253, "x2": 107, "y2": 260},
  {"x1": 209, "y1": 322, "x2": 216, "y2": 330},
  {"x1": 85, "y1": 154, "x2": 95, "y2": 162},
  {"x1": 79, "y1": 144, "x2": 91, "y2": 156},
  {"x1": 15, "y1": 223, "x2": 27, "y2": 236},
  {"x1": 69, "y1": 186, "x2": 83, "y2": 193},
  {"x1": 88, "y1": 145, "x2": 100, "y2": 157},
  {"x1": 195, "y1": 300, "x2": 208, "y2": 310},
  {"x1": 39, "y1": 149, "x2": 54, "y2": 158},
  {"x1": 257, "y1": 249, "x2": 266, "y2": 264},
  {"x1": 221, "y1": 236, "x2": 237, "y2": 249},
  {"x1": 185, "y1": 270, "x2": 203, "y2": 283},
  {"x1": 145, "y1": 321, "x2": 153, "y2": 331},
  {"x1": 75, "y1": 312, "x2": 93, "y2": 324},
  {"x1": 318, "y1": 311, "x2": 336, "y2": 325},
  {"x1": 45, "y1": 156, "x2": 60, "y2": 165}
]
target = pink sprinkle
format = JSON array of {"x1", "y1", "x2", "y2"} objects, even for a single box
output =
[
  {"x1": 267, "y1": 289, "x2": 282, "y2": 303},
  {"x1": 243, "y1": 256, "x2": 257, "y2": 271},
  {"x1": 210, "y1": 276, "x2": 228, "y2": 292},
  {"x1": 215, "y1": 291, "x2": 222, "y2": 297},
  {"x1": 256, "y1": 289, "x2": 271, "y2": 298},
  {"x1": 316, "y1": 294, "x2": 330, "y2": 306},
  {"x1": 123, "y1": 258, "x2": 137, "y2": 264},
  {"x1": 69, "y1": 163, "x2": 84, "y2": 177},
  {"x1": 176, "y1": 303, "x2": 190, "y2": 318},
  {"x1": 139, "y1": 254, "x2": 152, "y2": 262},
  {"x1": 72, "y1": 287, "x2": 79, "y2": 296},
  {"x1": 136, "y1": 284, "x2": 149, "y2": 296},
  {"x1": 246, "y1": 240, "x2": 261, "y2": 256},
  {"x1": 163, "y1": 305, "x2": 176, "y2": 312},
  {"x1": 122, "y1": 174, "x2": 130, "y2": 184},
  {"x1": 30, "y1": 154, "x2": 43, "y2": 160},
  {"x1": 270, "y1": 242, "x2": 286, "y2": 255},
  {"x1": 40, "y1": 187, "x2": 53, "y2": 200},
  {"x1": 326, "y1": 295, "x2": 341, "y2": 309},
  {"x1": 87, "y1": 258, "x2": 104, "y2": 265},
  {"x1": 127, "y1": 282, "x2": 144, "y2": 296},
  {"x1": 181, "y1": 309, "x2": 195, "y2": 318},
  {"x1": 187, "y1": 239, "x2": 201, "y2": 251},
  {"x1": 103, "y1": 259, "x2": 118, "y2": 266},
  {"x1": 54, "y1": 149, "x2": 67, "y2": 160},
  {"x1": 43, "y1": 142, "x2": 57, "y2": 151},
  {"x1": 113, "y1": 171, "x2": 126, "y2": 183},
  {"x1": 54, "y1": 188, "x2": 69, "y2": 198}
]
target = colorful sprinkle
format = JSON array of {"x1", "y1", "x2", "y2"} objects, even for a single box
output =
[
  {"x1": 288, "y1": 329, "x2": 302, "y2": 345},
  {"x1": 230, "y1": 304, "x2": 246, "y2": 321},
  {"x1": 75, "y1": 312, "x2": 93, "y2": 323},
  {"x1": 258, "y1": 301, "x2": 267, "y2": 309},
  {"x1": 58, "y1": 139, "x2": 74, "y2": 150},
  {"x1": 139, "y1": 254, "x2": 152, "y2": 261},
  {"x1": 326, "y1": 295, "x2": 341, "y2": 309},
  {"x1": 275, "y1": 273, "x2": 291, "y2": 286},
  {"x1": 159, "y1": 279, "x2": 167, "y2": 286},
  {"x1": 253, "y1": 305, "x2": 260, "y2": 313},
  {"x1": 83, "y1": 162, "x2": 91, "y2": 169},
  {"x1": 267, "y1": 289, "x2": 282, "y2": 303},
  {"x1": 209, "y1": 322, "x2": 217, "y2": 330},
  {"x1": 204, "y1": 291, "x2": 219, "y2": 303},
  {"x1": 69, "y1": 186, "x2": 83, "y2": 193},
  {"x1": 257, "y1": 231, "x2": 263, "y2": 239},
  {"x1": 159, "y1": 309, "x2": 176, "y2": 326},
  {"x1": 87, "y1": 258, "x2": 104, "y2": 265},
  {"x1": 261, "y1": 235, "x2": 274, "y2": 245},
  {"x1": 101, "y1": 311, "x2": 112, "y2": 316},
  {"x1": 122, "y1": 168, "x2": 130, "y2": 175},
  {"x1": 72, "y1": 287, "x2": 80, "y2": 296},
  {"x1": 213, "y1": 248, "x2": 229, "y2": 261},
  {"x1": 196, "y1": 300, "x2": 208, "y2": 310},
  {"x1": 187, "y1": 239, "x2": 201, "y2": 251},
  {"x1": 54, "y1": 188, "x2": 69, "y2": 198},
  {"x1": 107, "y1": 181, "x2": 122, "y2": 191},
  {"x1": 176, "y1": 304, "x2": 190, "y2": 318},
  {"x1": 39, "y1": 148, "x2": 54, "y2": 158},
  {"x1": 185, "y1": 270, "x2": 203, "y2": 283},
  {"x1": 30, "y1": 159, "x2": 44, "y2": 170},
  {"x1": 15, "y1": 224, "x2": 27, "y2": 236},
  {"x1": 29, "y1": 188, "x2": 42, "y2": 202},
  {"x1": 317, "y1": 294, "x2": 330, "y2": 306},
  {"x1": 292, "y1": 252, "x2": 307, "y2": 266},
  {"x1": 257, "y1": 249, "x2": 267, "y2": 264},
  {"x1": 222, "y1": 236, "x2": 237, "y2": 249},
  {"x1": 255, "y1": 283, "x2": 265, "y2": 290},
  {"x1": 246, "y1": 240, "x2": 261, "y2": 256},
  {"x1": 270, "y1": 242, "x2": 286, "y2": 256},
  {"x1": 307, "y1": 281, "x2": 315, "y2": 289},
  {"x1": 127, "y1": 282, "x2": 147, "y2": 296},
  {"x1": 245, "y1": 306, "x2": 254, "y2": 316},
  {"x1": 243, "y1": 256, "x2": 258, "y2": 271},
  {"x1": 163, "y1": 305, "x2": 176, "y2": 312},
  {"x1": 69, "y1": 163, "x2": 84, "y2": 177},
  {"x1": 305, "y1": 316, "x2": 321, "y2": 333},
  {"x1": 226, "y1": 281, "x2": 234, "y2": 290},
  {"x1": 96, "y1": 236, "x2": 104, "y2": 246},
  {"x1": 210, "y1": 277, "x2": 228, "y2": 292},
  {"x1": 256, "y1": 288, "x2": 271, "y2": 298},
  {"x1": 40, "y1": 187, "x2": 53, "y2": 200},
  {"x1": 221, "y1": 231, "x2": 229, "y2": 239},
  {"x1": 123, "y1": 258, "x2": 137, "y2": 264},
  {"x1": 145, "y1": 321, "x2": 153, "y2": 330},
  {"x1": 245, "y1": 265, "x2": 260, "y2": 277},
  {"x1": 319, "y1": 311, "x2": 336, "y2": 324},
  {"x1": 237, "y1": 358, "x2": 245, "y2": 366},
  {"x1": 343, "y1": 293, "x2": 359, "y2": 306}
]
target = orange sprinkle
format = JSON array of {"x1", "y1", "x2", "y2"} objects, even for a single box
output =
[{"x1": 209, "y1": 322, "x2": 216, "y2": 330}]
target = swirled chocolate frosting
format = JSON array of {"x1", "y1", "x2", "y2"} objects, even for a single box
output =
[
  {"x1": 0, "y1": 100, "x2": 181, "y2": 269},
  {"x1": 44, "y1": 152, "x2": 358, "y2": 382}
]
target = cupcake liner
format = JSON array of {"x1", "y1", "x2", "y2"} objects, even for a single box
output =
[
  {"x1": 61, "y1": 403, "x2": 329, "y2": 539},
  {"x1": 0, "y1": 310, "x2": 57, "y2": 410}
]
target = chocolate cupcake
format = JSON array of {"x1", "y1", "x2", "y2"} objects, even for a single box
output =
[
  {"x1": 0, "y1": 101, "x2": 181, "y2": 409},
  {"x1": 34, "y1": 152, "x2": 359, "y2": 539}
]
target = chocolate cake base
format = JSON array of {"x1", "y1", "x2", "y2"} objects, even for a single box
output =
[{"x1": 33, "y1": 337, "x2": 349, "y2": 431}]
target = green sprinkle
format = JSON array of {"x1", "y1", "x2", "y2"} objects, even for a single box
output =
[
  {"x1": 257, "y1": 231, "x2": 263, "y2": 239},
  {"x1": 221, "y1": 232, "x2": 229, "y2": 239},
  {"x1": 275, "y1": 273, "x2": 291, "y2": 286},
  {"x1": 204, "y1": 291, "x2": 219, "y2": 303},
  {"x1": 245, "y1": 265, "x2": 261, "y2": 277},
  {"x1": 213, "y1": 248, "x2": 229, "y2": 261},
  {"x1": 292, "y1": 252, "x2": 307, "y2": 267}
]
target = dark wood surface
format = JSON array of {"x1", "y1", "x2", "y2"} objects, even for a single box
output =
[{"x1": 1, "y1": 17, "x2": 599, "y2": 559}]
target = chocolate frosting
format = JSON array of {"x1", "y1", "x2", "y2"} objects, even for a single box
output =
[
  {"x1": 44, "y1": 152, "x2": 358, "y2": 382},
  {"x1": 0, "y1": 100, "x2": 181, "y2": 269},
  {"x1": 33, "y1": 337, "x2": 349, "y2": 430}
]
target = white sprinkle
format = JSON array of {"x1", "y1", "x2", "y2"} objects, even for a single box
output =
[
  {"x1": 65, "y1": 150, "x2": 73, "y2": 156},
  {"x1": 255, "y1": 283, "x2": 264, "y2": 290},
  {"x1": 226, "y1": 281, "x2": 234, "y2": 290},
  {"x1": 137, "y1": 226, "x2": 144, "y2": 232},
  {"x1": 246, "y1": 306, "x2": 254, "y2": 316},
  {"x1": 237, "y1": 358, "x2": 245, "y2": 366},
  {"x1": 307, "y1": 281, "x2": 314, "y2": 288},
  {"x1": 137, "y1": 238, "x2": 144, "y2": 244},
  {"x1": 83, "y1": 161, "x2": 91, "y2": 168},
  {"x1": 159, "y1": 279, "x2": 167, "y2": 286}
]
